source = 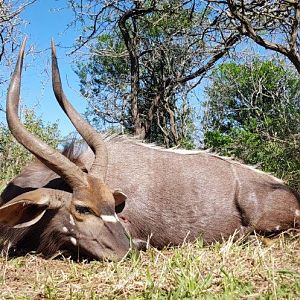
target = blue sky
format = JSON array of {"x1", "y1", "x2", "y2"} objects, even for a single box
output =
[{"x1": 1, "y1": 0, "x2": 86, "y2": 136}]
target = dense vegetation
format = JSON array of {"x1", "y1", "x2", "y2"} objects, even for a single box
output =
[
  {"x1": 0, "y1": 109, "x2": 60, "y2": 190},
  {"x1": 203, "y1": 60, "x2": 300, "y2": 190}
]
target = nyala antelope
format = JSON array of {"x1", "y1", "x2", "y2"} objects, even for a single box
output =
[{"x1": 0, "y1": 39, "x2": 299, "y2": 261}]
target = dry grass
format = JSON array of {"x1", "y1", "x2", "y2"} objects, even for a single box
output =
[{"x1": 0, "y1": 233, "x2": 299, "y2": 300}]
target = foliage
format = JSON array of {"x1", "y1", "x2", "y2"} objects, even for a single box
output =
[
  {"x1": 203, "y1": 60, "x2": 300, "y2": 190},
  {"x1": 0, "y1": 108, "x2": 60, "y2": 188}
]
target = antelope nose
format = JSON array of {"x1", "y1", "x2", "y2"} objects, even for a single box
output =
[
  {"x1": 132, "y1": 238, "x2": 148, "y2": 250},
  {"x1": 104, "y1": 221, "x2": 131, "y2": 249}
]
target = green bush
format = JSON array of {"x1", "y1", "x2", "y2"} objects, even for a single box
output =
[{"x1": 0, "y1": 108, "x2": 60, "y2": 190}]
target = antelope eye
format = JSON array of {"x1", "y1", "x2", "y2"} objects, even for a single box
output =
[{"x1": 75, "y1": 205, "x2": 92, "y2": 215}]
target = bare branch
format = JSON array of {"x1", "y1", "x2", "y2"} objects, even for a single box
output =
[{"x1": 223, "y1": 0, "x2": 300, "y2": 73}]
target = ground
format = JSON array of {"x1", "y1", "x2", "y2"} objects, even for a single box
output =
[{"x1": 0, "y1": 232, "x2": 299, "y2": 299}]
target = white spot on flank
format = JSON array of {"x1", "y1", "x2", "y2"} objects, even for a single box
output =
[
  {"x1": 62, "y1": 227, "x2": 68, "y2": 233},
  {"x1": 101, "y1": 214, "x2": 117, "y2": 223},
  {"x1": 295, "y1": 209, "x2": 300, "y2": 217},
  {"x1": 69, "y1": 214, "x2": 75, "y2": 226},
  {"x1": 275, "y1": 225, "x2": 280, "y2": 231},
  {"x1": 249, "y1": 192, "x2": 257, "y2": 203},
  {"x1": 248, "y1": 192, "x2": 258, "y2": 213},
  {"x1": 70, "y1": 237, "x2": 77, "y2": 246}
]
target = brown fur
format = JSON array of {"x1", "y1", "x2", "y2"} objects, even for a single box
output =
[
  {"x1": 102, "y1": 136, "x2": 300, "y2": 247},
  {"x1": 1, "y1": 137, "x2": 299, "y2": 258}
]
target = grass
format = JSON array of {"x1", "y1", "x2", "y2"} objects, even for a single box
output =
[
  {"x1": 0, "y1": 151, "x2": 299, "y2": 299},
  {"x1": 0, "y1": 233, "x2": 299, "y2": 299}
]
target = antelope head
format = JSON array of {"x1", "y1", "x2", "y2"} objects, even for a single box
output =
[{"x1": 0, "y1": 39, "x2": 130, "y2": 260}]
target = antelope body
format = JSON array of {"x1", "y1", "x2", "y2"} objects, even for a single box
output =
[{"x1": 0, "y1": 40, "x2": 299, "y2": 261}]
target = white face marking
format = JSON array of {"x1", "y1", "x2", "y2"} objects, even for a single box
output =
[
  {"x1": 62, "y1": 226, "x2": 68, "y2": 233},
  {"x1": 275, "y1": 225, "x2": 280, "y2": 231},
  {"x1": 69, "y1": 214, "x2": 75, "y2": 226},
  {"x1": 70, "y1": 237, "x2": 77, "y2": 246},
  {"x1": 39, "y1": 195, "x2": 50, "y2": 205},
  {"x1": 114, "y1": 212, "x2": 120, "y2": 222},
  {"x1": 101, "y1": 214, "x2": 118, "y2": 223},
  {"x1": 295, "y1": 209, "x2": 300, "y2": 217}
]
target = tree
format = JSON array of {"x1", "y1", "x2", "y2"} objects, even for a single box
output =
[
  {"x1": 69, "y1": 0, "x2": 240, "y2": 147},
  {"x1": 203, "y1": 59, "x2": 300, "y2": 190},
  {"x1": 207, "y1": 0, "x2": 300, "y2": 73}
]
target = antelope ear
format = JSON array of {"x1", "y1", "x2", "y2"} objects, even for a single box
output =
[
  {"x1": 0, "y1": 189, "x2": 63, "y2": 228},
  {"x1": 113, "y1": 190, "x2": 127, "y2": 206},
  {"x1": 113, "y1": 190, "x2": 127, "y2": 213}
]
